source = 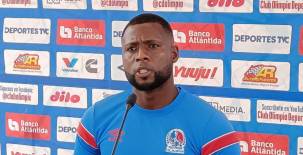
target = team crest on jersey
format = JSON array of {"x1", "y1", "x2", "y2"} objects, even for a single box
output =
[{"x1": 165, "y1": 129, "x2": 186, "y2": 154}]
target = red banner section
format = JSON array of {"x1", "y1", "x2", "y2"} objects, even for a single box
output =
[
  {"x1": 237, "y1": 132, "x2": 289, "y2": 155},
  {"x1": 6, "y1": 112, "x2": 51, "y2": 140},
  {"x1": 171, "y1": 23, "x2": 225, "y2": 52},
  {"x1": 57, "y1": 19, "x2": 105, "y2": 47}
]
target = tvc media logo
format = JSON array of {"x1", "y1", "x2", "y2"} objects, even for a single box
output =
[{"x1": 199, "y1": 96, "x2": 251, "y2": 122}]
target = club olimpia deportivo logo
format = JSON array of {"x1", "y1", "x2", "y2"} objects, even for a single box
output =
[{"x1": 166, "y1": 129, "x2": 186, "y2": 154}]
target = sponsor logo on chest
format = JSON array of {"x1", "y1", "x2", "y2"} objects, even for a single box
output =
[{"x1": 166, "y1": 129, "x2": 186, "y2": 154}]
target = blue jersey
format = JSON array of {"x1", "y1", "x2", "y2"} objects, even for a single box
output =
[{"x1": 74, "y1": 87, "x2": 241, "y2": 155}]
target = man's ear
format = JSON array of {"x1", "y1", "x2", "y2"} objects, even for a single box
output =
[{"x1": 172, "y1": 44, "x2": 179, "y2": 63}]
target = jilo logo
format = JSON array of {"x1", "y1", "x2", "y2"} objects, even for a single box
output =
[{"x1": 50, "y1": 91, "x2": 80, "y2": 103}]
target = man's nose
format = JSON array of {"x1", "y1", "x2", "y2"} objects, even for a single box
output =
[{"x1": 136, "y1": 47, "x2": 149, "y2": 62}]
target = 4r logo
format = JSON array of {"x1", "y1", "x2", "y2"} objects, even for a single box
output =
[{"x1": 208, "y1": 0, "x2": 244, "y2": 7}]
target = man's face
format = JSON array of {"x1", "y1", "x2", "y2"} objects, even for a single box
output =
[{"x1": 121, "y1": 23, "x2": 178, "y2": 91}]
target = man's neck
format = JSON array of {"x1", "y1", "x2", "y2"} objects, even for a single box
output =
[{"x1": 133, "y1": 83, "x2": 178, "y2": 110}]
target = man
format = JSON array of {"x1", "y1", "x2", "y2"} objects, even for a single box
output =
[{"x1": 74, "y1": 13, "x2": 241, "y2": 155}]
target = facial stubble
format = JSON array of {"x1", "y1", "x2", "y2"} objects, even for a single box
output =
[{"x1": 125, "y1": 64, "x2": 173, "y2": 91}]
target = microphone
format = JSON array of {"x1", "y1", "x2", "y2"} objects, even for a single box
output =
[{"x1": 111, "y1": 93, "x2": 137, "y2": 155}]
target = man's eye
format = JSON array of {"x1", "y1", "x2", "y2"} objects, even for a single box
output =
[
  {"x1": 149, "y1": 44, "x2": 160, "y2": 49},
  {"x1": 126, "y1": 47, "x2": 136, "y2": 52}
]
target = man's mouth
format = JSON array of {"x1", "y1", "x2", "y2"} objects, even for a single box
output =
[{"x1": 135, "y1": 68, "x2": 151, "y2": 78}]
